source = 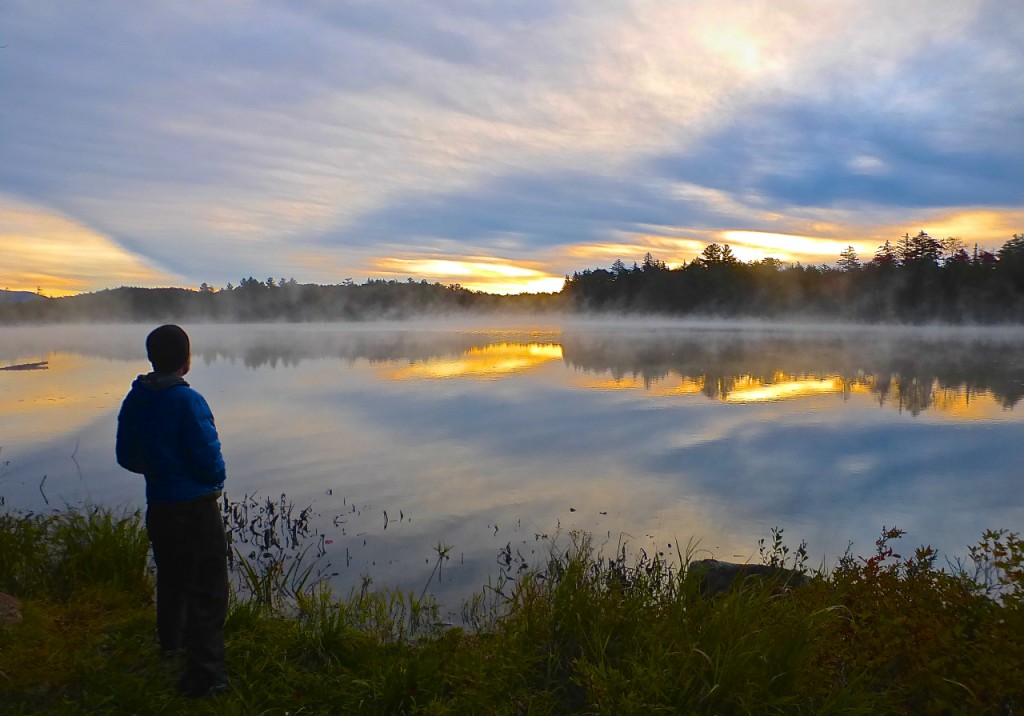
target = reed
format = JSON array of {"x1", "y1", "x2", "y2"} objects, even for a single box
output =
[
  {"x1": 0, "y1": 506, "x2": 150, "y2": 600},
  {"x1": 1, "y1": 507, "x2": 1022, "y2": 714}
]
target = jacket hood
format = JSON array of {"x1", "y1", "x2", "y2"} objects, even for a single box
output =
[{"x1": 135, "y1": 372, "x2": 190, "y2": 391}]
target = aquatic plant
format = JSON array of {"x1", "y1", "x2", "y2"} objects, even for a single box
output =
[{"x1": 1, "y1": 507, "x2": 1022, "y2": 714}]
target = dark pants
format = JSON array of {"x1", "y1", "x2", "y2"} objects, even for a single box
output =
[{"x1": 146, "y1": 492, "x2": 228, "y2": 686}]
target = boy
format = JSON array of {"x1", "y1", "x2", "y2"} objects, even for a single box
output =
[{"x1": 116, "y1": 324, "x2": 228, "y2": 698}]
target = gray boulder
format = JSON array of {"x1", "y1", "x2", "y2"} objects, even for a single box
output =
[{"x1": 689, "y1": 559, "x2": 809, "y2": 596}]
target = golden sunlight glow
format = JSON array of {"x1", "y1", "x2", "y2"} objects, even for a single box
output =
[
  {"x1": 913, "y1": 209, "x2": 1024, "y2": 247},
  {"x1": 461, "y1": 277, "x2": 566, "y2": 294},
  {"x1": 379, "y1": 342, "x2": 563, "y2": 381},
  {"x1": 721, "y1": 231, "x2": 875, "y2": 262},
  {"x1": 0, "y1": 198, "x2": 178, "y2": 296},
  {"x1": 723, "y1": 375, "x2": 846, "y2": 403},
  {"x1": 558, "y1": 205, "x2": 1024, "y2": 273},
  {"x1": 562, "y1": 226, "x2": 881, "y2": 269},
  {"x1": 930, "y1": 386, "x2": 1013, "y2": 420},
  {"x1": 565, "y1": 236, "x2": 709, "y2": 268},
  {"x1": 0, "y1": 353, "x2": 133, "y2": 443},
  {"x1": 852, "y1": 377, "x2": 1017, "y2": 420},
  {"x1": 568, "y1": 367, "x2": 1017, "y2": 420},
  {"x1": 570, "y1": 374, "x2": 707, "y2": 396},
  {"x1": 373, "y1": 257, "x2": 562, "y2": 294},
  {"x1": 700, "y1": 25, "x2": 776, "y2": 77},
  {"x1": 563, "y1": 242, "x2": 658, "y2": 261},
  {"x1": 378, "y1": 258, "x2": 539, "y2": 279}
]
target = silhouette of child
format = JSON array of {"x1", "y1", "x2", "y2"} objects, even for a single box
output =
[{"x1": 116, "y1": 324, "x2": 228, "y2": 698}]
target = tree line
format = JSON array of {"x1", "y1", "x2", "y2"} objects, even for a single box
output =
[
  {"x1": 0, "y1": 276, "x2": 561, "y2": 323},
  {"x1": 563, "y1": 232, "x2": 1024, "y2": 321},
  {"x1": 2, "y1": 232, "x2": 1023, "y2": 323}
]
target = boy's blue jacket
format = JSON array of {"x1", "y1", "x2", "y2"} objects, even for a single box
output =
[{"x1": 116, "y1": 373, "x2": 226, "y2": 503}]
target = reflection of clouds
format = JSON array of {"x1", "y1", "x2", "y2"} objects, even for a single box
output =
[
  {"x1": 723, "y1": 375, "x2": 844, "y2": 403},
  {"x1": 4, "y1": 323, "x2": 1024, "y2": 603},
  {"x1": 0, "y1": 353, "x2": 135, "y2": 444},
  {"x1": 571, "y1": 374, "x2": 706, "y2": 396},
  {"x1": 560, "y1": 328, "x2": 1024, "y2": 416},
  {"x1": 566, "y1": 370, "x2": 1016, "y2": 421},
  {"x1": 647, "y1": 415, "x2": 1024, "y2": 560},
  {"x1": 378, "y1": 342, "x2": 563, "y2": 381},
  {"x1": 930, "y1": 386, "x2": 1012, "y2": 420}
]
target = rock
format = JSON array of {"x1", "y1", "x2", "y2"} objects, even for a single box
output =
[
  {"x1": 688, "y1": 559, "x2": 809, "y2": 596},
  {"x1": 0, "y1": 592, "x2": 22, "y2": 625}
]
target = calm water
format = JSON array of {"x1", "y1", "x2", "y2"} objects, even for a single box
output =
[{"x1": 2, "y1": 320, "x2": 1023, "y2": 611}]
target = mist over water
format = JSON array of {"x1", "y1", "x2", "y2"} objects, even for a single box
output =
[{"x1": 2, "y1": 320, "x2": 1023, "y2": 613}]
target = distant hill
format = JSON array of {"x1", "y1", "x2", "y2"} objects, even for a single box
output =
[{"x1": 0, "y1": 290, "x2": 47, "y2": 305}]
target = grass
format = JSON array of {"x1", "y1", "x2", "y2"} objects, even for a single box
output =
[{"x1": 1, "y1": 508, "x2": 1022, "y2": 714}]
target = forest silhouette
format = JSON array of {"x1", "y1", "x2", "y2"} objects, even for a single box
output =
[
  {"x1": 564, "y1": 232, "x2": 1024, "y2": 321},
  {"x1": 3, "y1": 232, "x2": 1024, "y2": 323}
]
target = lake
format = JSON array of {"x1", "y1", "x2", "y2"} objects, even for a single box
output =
[{"x1": 2, "y1": 320, "x2": 1023, "y2": 613}]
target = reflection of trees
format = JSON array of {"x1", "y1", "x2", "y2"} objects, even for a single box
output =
[
  {"x1": 190, "y1": 329, "x2": 1024, "y2": 414},
  {"x1": 204, "y1": 332, "x2": 493, "y2": 371},
  {"x1": 4, "y1": 325, "x2": 1023, "y2": 415},
  {"x1": 559, "y1": 332, "x2": 1024, "y2": 415},
  {"x1": 0, "y1": 328, "x2": 492, "y2": 370}
]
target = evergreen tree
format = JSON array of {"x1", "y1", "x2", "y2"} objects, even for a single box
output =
[
  {"x1": 838, "y1": 246, "x2": 861, "y2": 272},
  {"x1": 871, "y1": 240, "x2": 898, "y2": 268}
]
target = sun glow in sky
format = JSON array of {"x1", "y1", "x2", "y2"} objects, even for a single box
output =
[
  {"x1": 373, "y1": 257, "x2": 565, "y2": 294},
  {"x1": 720, "y1": 232, "x2": 873, "y2": 263},
  {"x1": 2, "y1": 1, "x2": 1022, "y2": 295},
  {"x1": 0, "y1": 200, "x2": 178, "y2": 296}
]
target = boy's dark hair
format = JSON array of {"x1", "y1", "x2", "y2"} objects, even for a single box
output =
[{"x1": 146, "y1": 325, "x2": 190, "y2": 373}]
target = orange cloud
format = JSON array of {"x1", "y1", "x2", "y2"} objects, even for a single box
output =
[
  {"x1": 562, "y1": 235, "x2": 711, "y2": 268},
  {"x1": 372, "y1": 256, "x2": 564, "y2": 294},
  {"x1": 0, "y1": 198, "x2": 179, "y2": 296},
  {"x1": 561, "y1": 207, "x2": 1023, "y2": 272},
  {"x1": 720, "y1": 231, "x2": 875, "y2": 263},
  {"x1": 909, "y1": 209, "x2": 1024, "y2": 245}
]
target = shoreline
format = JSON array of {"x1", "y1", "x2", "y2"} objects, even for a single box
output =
[{"x1": 1, "y1": 506, "x2": 1021, "y2": 713}]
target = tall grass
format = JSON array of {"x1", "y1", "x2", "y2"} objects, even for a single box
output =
[
  {"x1": 463, "y1": 531, "x2": 877, "y2": 714},
  {"x1": 0, "y1": 507, "x2": 151, "y2": 600},
  {"x1": 1, "y1": 508, "x2": 1022, "y2": 714}
]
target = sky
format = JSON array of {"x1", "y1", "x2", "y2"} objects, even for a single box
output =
[{"x1": 2, "y1": 1, "x2": 1023, "y2": 296}]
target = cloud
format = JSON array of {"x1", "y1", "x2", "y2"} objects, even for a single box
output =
[
  {"x1": 0, "y1": 198, "x2": 179, "y2": 295},
  {"x1": 847, "y1": 156, "x2": 887, "y2": 177},
  {"x1": 1, "y1": 1, "x2": 1021, "y2": 292},
  {"x1": 373, "y1": 256, "x2": 563, "y2": 293}
]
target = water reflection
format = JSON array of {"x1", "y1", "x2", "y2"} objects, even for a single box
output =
[
  {"x1": 557, "y1": 331, "x2": 1024, "y2": 417},
  {"x1": 2, "y1": 321, "x2": 1023, "y2": 615},
  {"x1": 0, "y1": 353, "x2": 133, "y2": 443},
  {"x1": 379, "y1": 342, "x2": 563, "y2": 381},
  {"x1": 3, "y1": 326, "x2": 1023, "y2": 454},
  {"x1": 575, "y1": 373, "x2": 1014, "y2": 420}
]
